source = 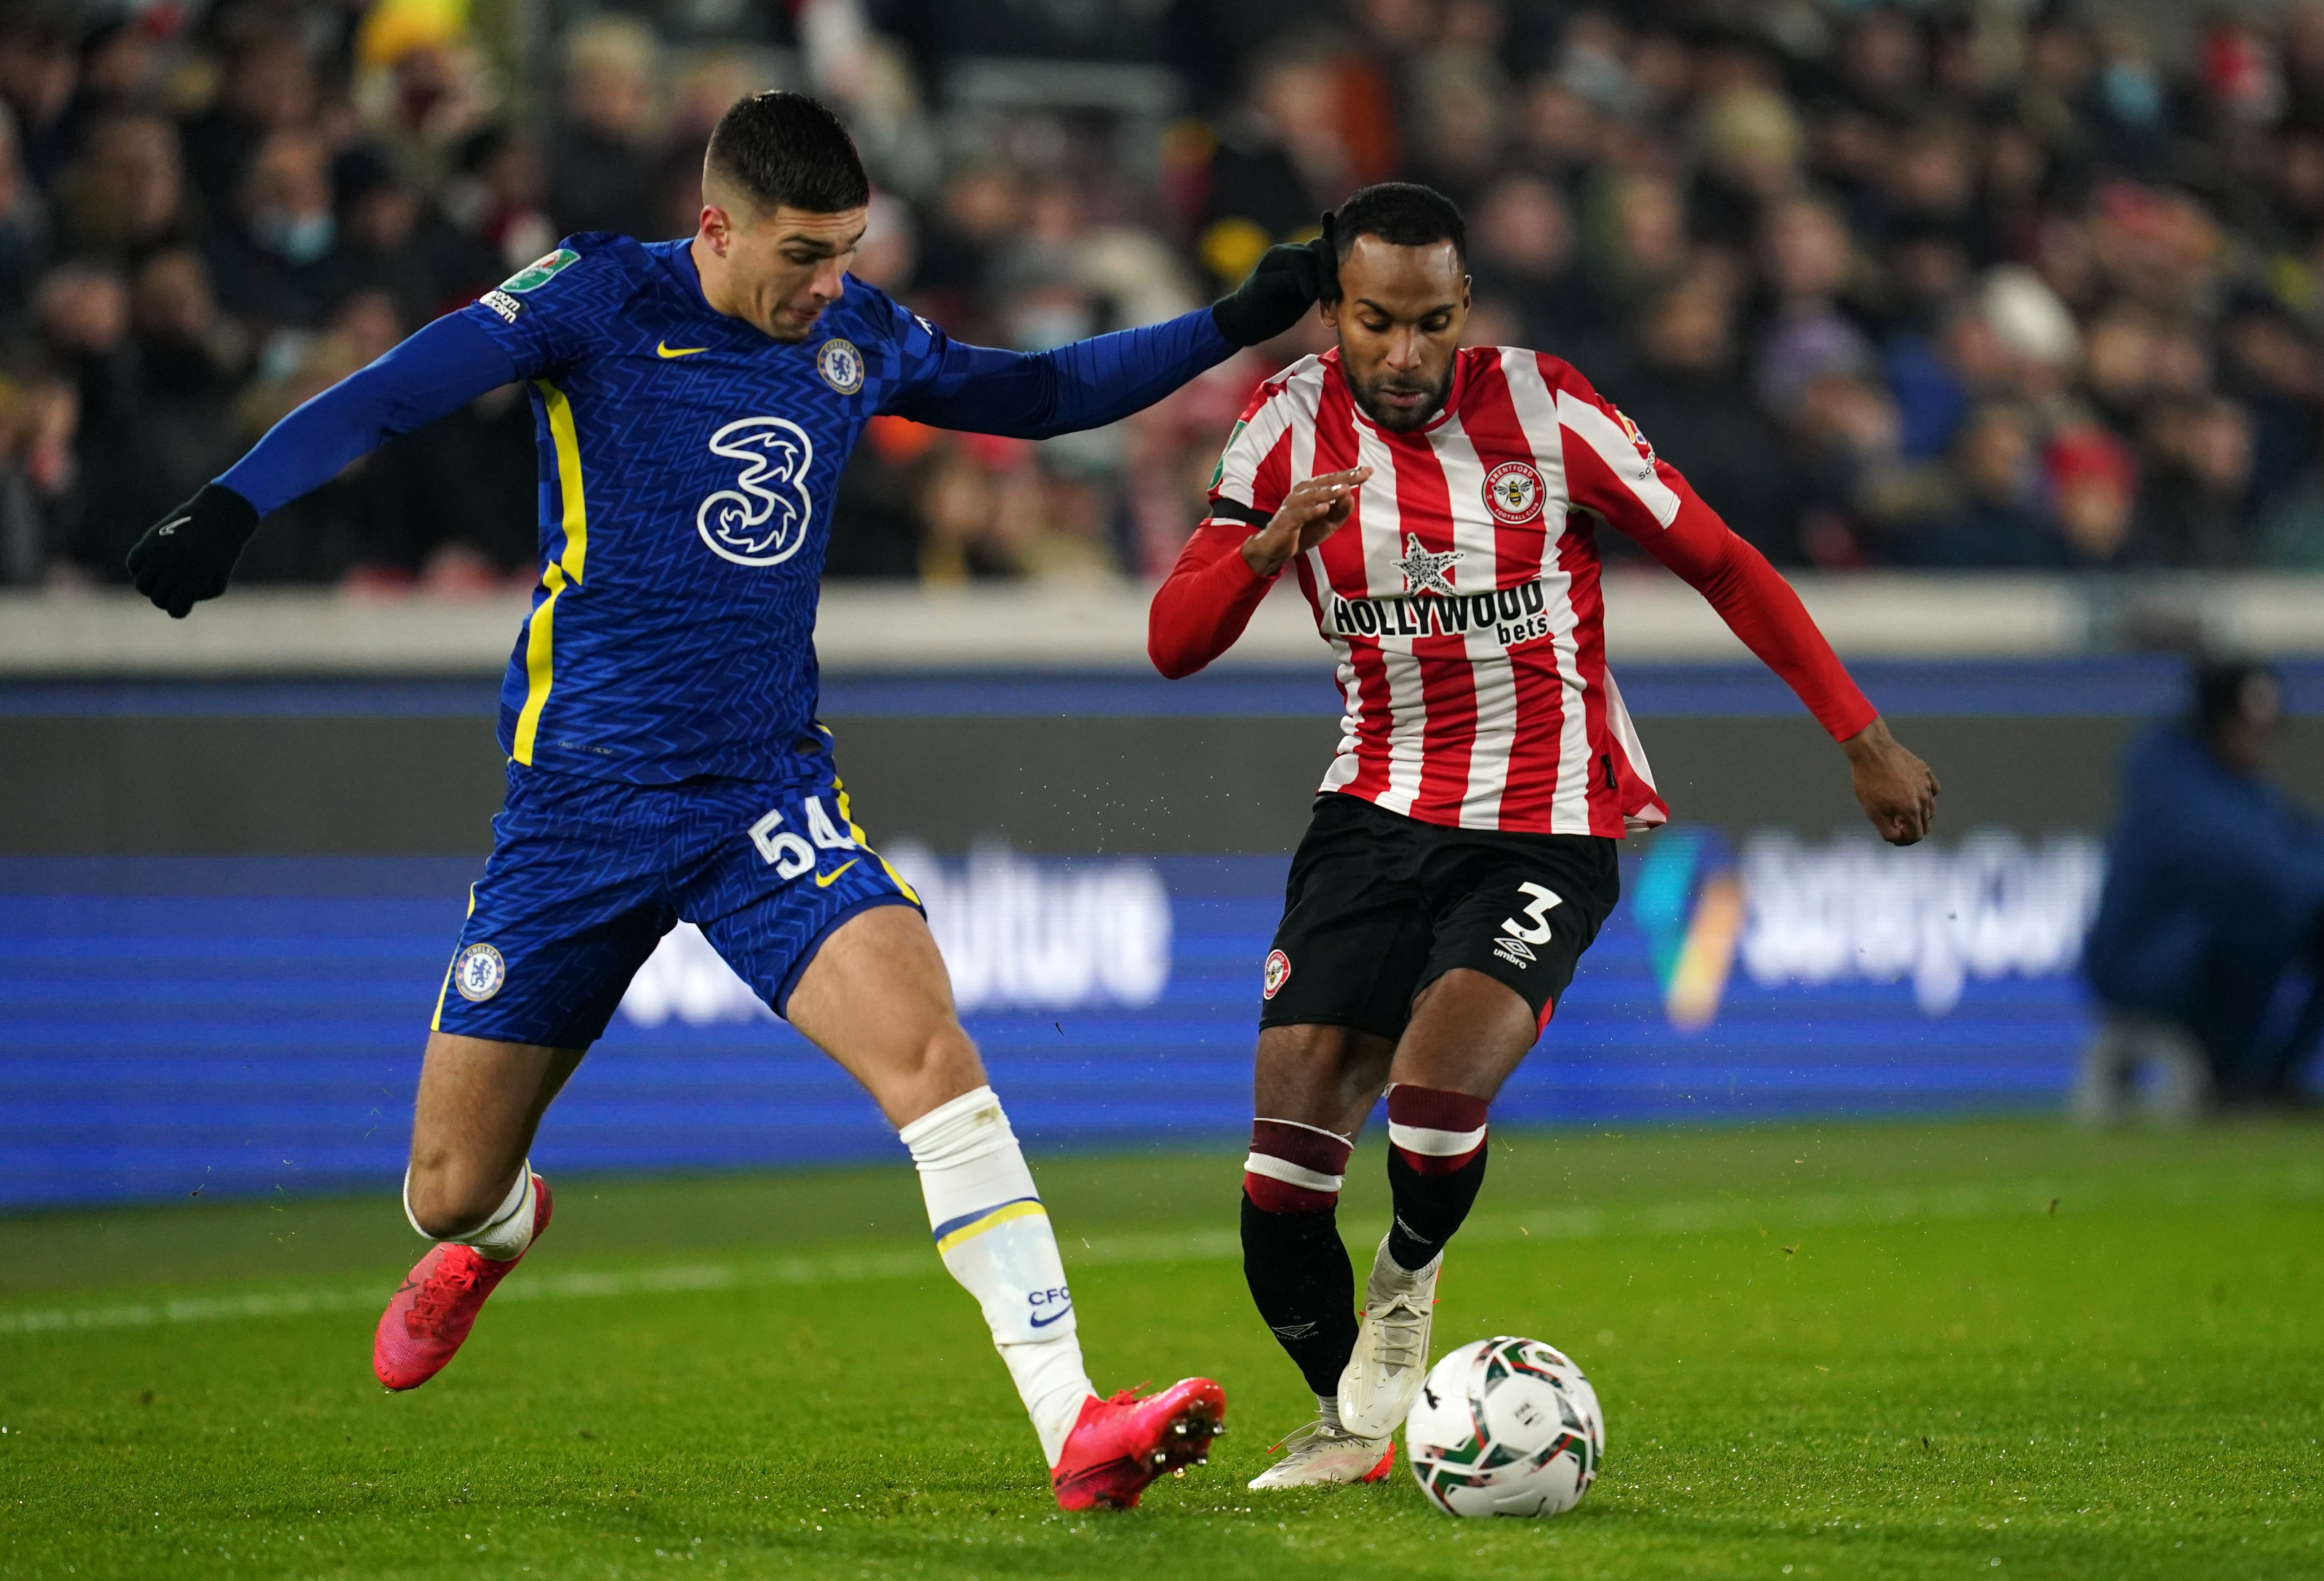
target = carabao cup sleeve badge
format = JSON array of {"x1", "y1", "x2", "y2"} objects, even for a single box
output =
[{"x1": 816, "y1": 338, "x2": 865, "y2": 395}]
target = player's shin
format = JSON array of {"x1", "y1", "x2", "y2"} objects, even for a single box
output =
[
  {"x1": 1241, "y1": 1119, "x2": 1359, "y2": 1404},
  {"x1": 1383, "y1": 1084, "x2": 1490, "y2": 1270},
  {"x1": 899, "y1": 1086, "x2": 1095, "y2": 1466}
]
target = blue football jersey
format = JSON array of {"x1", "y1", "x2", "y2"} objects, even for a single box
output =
[{"x1": 456, "y1": 232, "x2": 1226, "y2": 784}]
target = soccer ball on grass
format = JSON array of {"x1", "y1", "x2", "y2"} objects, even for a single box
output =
[{"x1": 1404, "y1": 1335, "x2": 1604, "y2": 1517}]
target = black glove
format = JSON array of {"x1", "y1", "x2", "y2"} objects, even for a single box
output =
[
  {"x1": 126, "y1": 483, "x2": 261, "y2": 619},
  {"x1": 1210, "y1": 216, "x2": 1341, "y2": 347}
]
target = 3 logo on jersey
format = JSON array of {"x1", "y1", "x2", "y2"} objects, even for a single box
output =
[
  {"x1": 692, "y1": 338, "x2": 862, "y2": 566},
  {"x1": 697, "y1": 417, "x2": 816, "y2": 566}
]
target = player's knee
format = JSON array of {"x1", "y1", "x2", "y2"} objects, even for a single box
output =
[
  {"x1": 1243, "y1": 1117, "x2": 1352, "y2": 1214},
  {"x1": 404, "y1": 1161, "x2": 507, "y2": 1240},
  {"x1": 882, "y1": 1020, "x2": 986, "y2": 1125}
]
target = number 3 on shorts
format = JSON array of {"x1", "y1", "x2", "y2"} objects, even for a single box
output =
[{"x1": 1501, "y1": 881, "x2": 1564, "y2": 944}]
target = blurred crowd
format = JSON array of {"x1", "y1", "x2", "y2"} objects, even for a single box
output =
[{"x1": 13, "y1": 0, "x2": 2324, "y2": 590}]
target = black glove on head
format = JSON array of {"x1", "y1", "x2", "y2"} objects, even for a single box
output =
[
  {"x1": 1210, "y1": 215, "x2": 1342, "y2": 347},
  {"x1": 126, "y1": 483, "x2": 261, "y2": 619}
]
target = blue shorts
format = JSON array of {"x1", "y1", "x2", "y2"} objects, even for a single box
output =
[{"x1": 430, "y1": 759, "x2": 921, "y2": 1049}]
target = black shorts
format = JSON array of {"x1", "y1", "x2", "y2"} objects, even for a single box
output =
[{"x1": 1258, "y1": 793, "x2": 1619, "y2": 1041}]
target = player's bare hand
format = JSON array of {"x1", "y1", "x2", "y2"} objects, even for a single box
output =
[
  {"x1": 1842, "y1": 716, "x2": 1939, "y2": 846},
  {"x1": 1241, "y1": 467, "x2": 1372, "y2": 577}
]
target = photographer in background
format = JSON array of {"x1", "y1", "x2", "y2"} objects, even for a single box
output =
[{"x1": 2077, "y1": 658, "x2": 2324, "y2": 1120}]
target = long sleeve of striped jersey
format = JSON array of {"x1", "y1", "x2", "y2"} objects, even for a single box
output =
[
  {"x1": 1149, "y1": 521, "x2": 1274, "y2": 678},
  {"x1": 1551, "y1": 366, "x2": 1878, "y2": 743}
]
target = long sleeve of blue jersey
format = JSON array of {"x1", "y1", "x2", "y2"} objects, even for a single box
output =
[
  {"x1": 875, "y1": 300, "x2": 1234, "y2": 439},
  {"x1": 216, "y1": 312, "x2": 518, "y2": 516}
]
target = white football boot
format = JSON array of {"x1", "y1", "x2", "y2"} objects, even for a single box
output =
[
  {"x1": 1335, "y1": 1235, "x2": 1440, "y2": 1438},
  {"x1": 1246, "y1": 1419, "x2": 1395, "y2": 1489}
]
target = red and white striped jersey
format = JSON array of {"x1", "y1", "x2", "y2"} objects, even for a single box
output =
[{"x1": 1205, "y1": 345, "x2": 1691, "y2": 838}]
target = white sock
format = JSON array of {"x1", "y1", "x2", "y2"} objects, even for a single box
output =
[
  {"x1": 404, "y1": 1163, "x2": 539, "y2": 1262},
  {"x1": 1316, "y1": 1392, "x2": 1344, "y2": 1434},
  {"x1": 1368, "y1": 1232, "x2": 1437, "y2": 1298},
  {"x1": 900, "y1": 1086, "x2": 1096, "y2": 1465}
]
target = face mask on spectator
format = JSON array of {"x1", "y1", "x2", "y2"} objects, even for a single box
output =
[{"x1": 254, "y1": 208, "x2": 334, "y2": 265}]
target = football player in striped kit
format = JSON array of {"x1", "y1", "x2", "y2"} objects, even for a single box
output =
[{"x1": 1149, "y1": 183, "x2": 1940, "y2": 1487}]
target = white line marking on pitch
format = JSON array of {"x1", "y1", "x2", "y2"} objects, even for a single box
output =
[{"x1": 3, "y1": 1165, "x2": 2315, "y2": 1339}]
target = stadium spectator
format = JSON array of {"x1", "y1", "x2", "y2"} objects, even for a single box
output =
[
  {"x1": 8, "y1": 0, "x2": 2324, "y2": 585},
  {"x1": 207, "y1": 127, "x2": 344, "y2": 330},
  {"x1": 549, "y1": 16, "x2": 661, "y2": 242},
  {"x1": 0, "y1": 103, "x2": 53, "y2": 340},
  {"x1": 2078, "y1": 659, "x2": 2324, "y2": 1119},
  {"x1": 177, "y1": 30, "x2": 316, "y2": 219},
  {"x1": 55, "y1": 111, "x2": 190, "y2": 259}
]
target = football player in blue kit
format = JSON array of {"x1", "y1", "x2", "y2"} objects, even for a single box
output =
[{"x1": 124, "y1": 92, "x2": 1329, "y2": 1511}]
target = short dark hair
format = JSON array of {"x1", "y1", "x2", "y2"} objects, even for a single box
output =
[
  {"x1": 704, "y1": 91, "x2": 868, "y2": 214},
  {"x1": 1332, "y1": 182, "x2": 1467, "y2": 278}
]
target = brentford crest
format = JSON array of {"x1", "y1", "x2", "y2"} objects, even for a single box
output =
[
  {"x1": 1482, "y1": 461, "x2": 1545, "y2": 524},
  {"x1": 1263, "y1": 949, "x2": 1292, "y2": 999}
]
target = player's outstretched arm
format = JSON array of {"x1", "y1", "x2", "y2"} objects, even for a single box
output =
[
  {"x1": 127, "y1": 313, "x2": 517, "y2": 618},
  {"x1": 882, "y1": 239, "x2": 1334, "y2": 441},
  {"x1": 1149, "y1": 467, "x2": 1368, "y2": 678},
  {"x1": 1550, "y1": 367, "x2": 1938, "y2": 843},
  {"x1": 1612, "y1": 471, "x2": 1938, "y2": 844}
]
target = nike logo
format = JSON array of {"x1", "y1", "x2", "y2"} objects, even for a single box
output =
[
  {"x1": 656, "y1": 341, "x2": 708, "y2": 359},
  {"x1": 814, "y1": 860, "x2": 859, "y2": 888},
  {"x1": 157, "y1": 516, "x2": 190, "y2": 536},
  {"x1": 1029, "y1": 1302, "x2": 1072, "y2": 1328}
]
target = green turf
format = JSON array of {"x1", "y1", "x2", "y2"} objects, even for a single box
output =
[{"x1": 3, "y1": 1117, "x2": 2321, "y2": 1580}]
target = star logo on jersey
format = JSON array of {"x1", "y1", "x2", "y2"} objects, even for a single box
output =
[
  {"x1": 1393, "y1": 534, "x2": 1466, "y2": 596},
  {"x1": 697, "y1": 416, "x2": 815, "y2": 567}
]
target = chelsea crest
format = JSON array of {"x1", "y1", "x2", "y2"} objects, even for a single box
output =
[
  {"x1": 816, "y1": 338, "x2": 864, "y2": 395},
  {"x1": 453, "y1": 943, "x2": 506, "y2": 1002}
]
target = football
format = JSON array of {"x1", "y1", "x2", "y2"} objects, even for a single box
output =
[{"x1": 1404, "y1": 1335, "x2": 1605, "y2": 1517}]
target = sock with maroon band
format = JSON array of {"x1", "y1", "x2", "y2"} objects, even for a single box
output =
[
  {"x1": 1240, "y1": 1118, "x2": 1361, "y2": 1398},
  {"x1": 1383, "y1": 1084, "x2": 1490, "y2": 1273}
]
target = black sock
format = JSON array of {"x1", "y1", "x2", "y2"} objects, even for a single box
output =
[
  {"x1": 1385, "y1": 1144, "x2": 1489, "y2": 1272},
  {"x1": 1241, "y1": 1191, "x2": 1359, "y2": 1398}
]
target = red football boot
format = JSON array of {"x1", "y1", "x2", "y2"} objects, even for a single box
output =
[
  {"x1": 372, "y1": 1176, "x2": 553, "y2": 1391},
  {"x1": 1050, "y1": 1377, "x2": 1227, "y2": 1511}
]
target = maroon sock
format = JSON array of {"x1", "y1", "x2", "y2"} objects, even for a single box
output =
[{"x1": 1384, "y1": 1084, "x2": 1489, "y2": 1272}]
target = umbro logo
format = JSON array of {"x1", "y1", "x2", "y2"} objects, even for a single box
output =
[{"x1": 1270, "y1": 1321, "x2": 1318, "y2": 1340}]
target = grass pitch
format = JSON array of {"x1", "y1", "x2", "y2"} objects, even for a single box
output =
[{"x1": 2, "y1": 1117, "x2": 2320, "y2": 1581}]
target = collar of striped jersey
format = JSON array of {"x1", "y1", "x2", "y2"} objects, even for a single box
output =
[{"x1": 1327, "y1": 344, "x2": 1472, "y2": 439}]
